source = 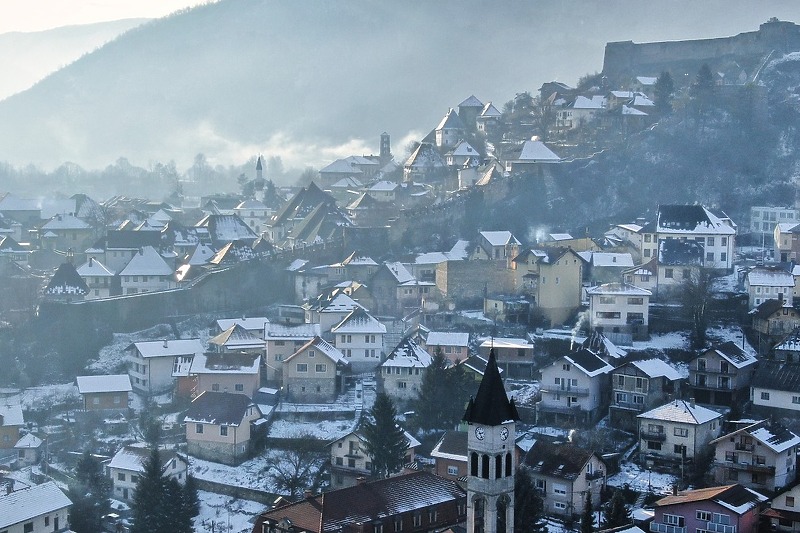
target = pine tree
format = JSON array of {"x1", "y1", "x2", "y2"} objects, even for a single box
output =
[
  {"x1": 130, "y1": 448, "x2": 169, "y2": 533},
  {"x1": 514, "y1": 466, "x2": 548, "y2": 533},
  {"x1": 361, "y1": 392, "x2": 408, "y2": 479},
  {"x1": 68, "y1": 451, "x2": 111, "y2": 533},
  {"x1": 580, "y1": 491, "x2": 594, "y2": 533},
  {"x1": 602, "y1": 488, "x2": 632, "y2": 529},
  {"x1": 182, "y1": 474, "x2": 201, "y2": 525},
  {"x1": 654, "y1": 71, "x2": 675, "y2": 114},
  {"x1": 414, "y1": 347, "x2": 473, "y2": 430}
]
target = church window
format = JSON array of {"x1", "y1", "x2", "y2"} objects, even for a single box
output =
[
  {"x1": 495, "y1": 455, "x2": 502, "y2": 479},
  {"x1": 505, "y1": 452, "x2": 512, "y2": 476},
  {"x1": 482, "y1": 454, "x2": 490, "y2": 479},
  {"x1": 470, "y1": 452, "x2": 478, "y2": 477}
]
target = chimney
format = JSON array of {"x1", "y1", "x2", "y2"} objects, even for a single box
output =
[
  {"x1": 89, "y1": 257, "x2": 94, "y2": 267},
  {"x1": 689, "y1": 397, "x2": 695, "y2": 408},
  {"x1": 304, "y1": 489, "x2": 313, "y2": 499},
  {"x1": 163, "y1": 339, "x2": 168, "y2": 348},
  {"x1": 356, "y1": 476, "x2": 367, "y2": 485},
  {"x1": 672, "y1": 484, "x2": 678, "y2": 496}
]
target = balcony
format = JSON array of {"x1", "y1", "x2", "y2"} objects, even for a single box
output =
[
  {"x1": 640, "y1": 431, "x2": 667, "y2": 442},
  {"x1": 705, "y1": 522, "x2": 736, "y2": 533},
  {"x1": 611, "y1": 400, "x2": 645, "y2": 411},
  {"x1": 715, "y1": 461, "x2": 775, "y2": 474},
  {"x1": 650, "y1": 523, "x2": 685, "y2": 533},
  {"x1": 586, "y1": 470, "x2": 605, "y2": 481},
  {"x1": 734, "y1": 442, "x2": 754, "y2": 452},
  {"x1": 540, "y1": 384, "x2": 590, "y2": 396},
  {"x1": 691, "y1": 380, "x2": 733, "y2": 391},
  {"x1": 537, "y1": 404, "x2": 584, "y2": 415}
]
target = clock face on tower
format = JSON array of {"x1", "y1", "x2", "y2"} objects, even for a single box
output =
[
  {"x1": 475, "y1": 426, "x2": 485, "y2": 440},
  {"x1": 500, "y1": 427, "x2": 509, "y2": 441}
]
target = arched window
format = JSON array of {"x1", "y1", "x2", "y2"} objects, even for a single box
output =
[
  {"x1": 481, "y1": 454, "x2": 490, "y2": 479},
  {"x1": 495, "y1": 455, "x2": 503, "y2": 479},
  {"x1": 505, "y1": 452, "x2": 513, "y2": 477},
  {"x1": 471, "y1": 452, "x2": 479, "y2": 477},
  {"x1": 497, "y1": 495, "x2": 510, "y2": 533}
]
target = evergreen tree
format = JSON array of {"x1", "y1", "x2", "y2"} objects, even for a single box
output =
[
  {"x1": 182, "y1": 474, "x2": 201, "y2": 526},
  {"x1": 414, "y1": 348, "x2": 473, "y2": 430},
  {"x1": 165, "y1": 477, "x2": 192, "y2": 533},
  {"x1": 68, "y1": 451, "x2": 111, "y2": 533},
  {"x1": 361, "y1": 392, "x2": 408, "y2": 479},
  {"x1": 580, "y1": 491, "x2": 594, "y2": 533},
  {"x1": 602, "y1": 489, "x2": 632, "y2": 529},
  {"x1": 691, "y1": 63, "x2": 716, "y2": 130},
  {"x1": 130, "y1": 448, "x2": 169, "y2": 533},
  {"x1": 514, "y1": 466, "x2": 548, "y2": 533},
  {"x1": 654, "y1": 71, "x2": 675, "y2": 114}
]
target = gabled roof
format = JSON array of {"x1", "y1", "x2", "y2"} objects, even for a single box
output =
[
  {"x1": 285, "y1": 336, "x2": 348, "y2": 365},
  {"x1": 105, "y1": 229, "x2": 162, "y2": 250},
  {"x1": 747, "y1": 267, "x2": 794, "y2": 287},
  {"x1": 41, "y1": 213, "x2": 90, "y2": 230},
  {"x1": 44, "y1": 262, "x2": 89, "y2": 296},
  {"x1": 184, "y1": 391, "x2": 259, "y2": 426},
  {"x1": 699, "y1": 341, "x2": 757, "y2": 369},
  {"x1": 0, "y1": 482, "x2": 72, "y2": 529},
  {"x1": 458, "y1": 95, "x2": 484, "y2": 108},
  {"x1": 638, "y1": 399, "x2": 722, "y2": 425},
  {"x1": 265, "y1": 322, "x2": 321, "y2": 340},
  {"x1": 76, "y1": 374, "x2": 132, "y2": 394},
  {"x1": 480, "y1": 230, "x2": 520, "y2": 247},
  {"x1": 581, "y1": 331, "x2": 627, "y2": 360},
  {"x1": 320, "y1": 158, "x2": 364, "y2": 175},
  {"x1": 381, "y1": 261, "x2": 416, "y2": 284},
  {"x1": 749, "y1": 298, "x2": 788, "y2": 319},
  {"x1": 331, "y1": 308, "x2": 386, "y2": 334},
  {"x1": 130, "y1": 338, "x2": 204, "y2": 358},
  {"x1": 590, "y1": 252, "x2": 634, "y2": 267},
  {"x1": 524, "y1": 440, "x2": 600, "y2": 480},
  {"x1": 189, "y1": 352, "x2": 260, "y2": 375},
  {"x1": 656, "y1": 205, "x2": 736, "y2": 235},
  {"x1": 774, "y1": 327, "x2": 800, "y2": 352},
  {"x1": 655, "y1": 484, "x2": 767, "y2": 515},
  {"x1": 513, "y1": 140, "x2": 561, "y2": 163},
  {"x1": 629, "y1": 359, "x2": 682, "y2": 380},
  {"x1": 108, "y1": 445, "x2": 185, "y2": 473},
  {"x1": 426, "y1": 332, "x2": 469, "y2": 347},
  {"x1": 586, "y1": 282, "x2": 651, "y2": 296},
  {"x1": 448, "y1": 140, "x2": 478, "y2": 157},
  {"x1": 751, "y1": 360, "x2": 800, "y2": 392},
  {"x1": 479, "y1": 102, "x2": 502, "y2": 118},
  {"x1": 347, "y1": 192, "x2": 379, "y2": 210},
  {"x1": 570, "y1": 95, "x2": 604, "y2": 110},
  {"x1": 254, "y1": 471, "x2": 465, "y2": 533},
  {"x1": 463, "y1": 350, "x2": 520, "y2": 426},
  {"x1": 710, "y1": 420, "x2": 800, "y2": 454},
  {"x1": 0, "y1": 402, "x2": 24, "y2": 426},
  {"x1": 14, "y1": 433, "x2": 43, "y2": 449},
  {"x1": 119, "y1": 246, "x2": 174, "y2": 276},
  {"x1": 563, "y1": 349, "x2": 614, "y2": 377},
  {"x1": 431, "y1": 431, "x2": 468, "y2": 461},
  {"x1": 195, "y1": 214, "x2": 258, "y2": 246},
  {"x1": 216, "y1": 316, "x2": 269, "y2": 333},
  {"x1": 76, "y1": 257, "x2": 114, "y2": 277},
  {"x1": 382, "y1": 338, "x2": 432, "y2": 369},
  {"x1": 321, "y1": 293, "x2": 365, "y2": 314},
  {"x1": 208, "y1": 240, "x2": 258, "y2": 265},
  {"x1": 404, "y1": 142, "x2": 446, "y2": 169},
  {"x1": 209, "y1": 324, "x2": 264, "y2": 349}
]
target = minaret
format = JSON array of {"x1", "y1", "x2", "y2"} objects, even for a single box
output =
[{"x1": 463, "y1": 349, "x2": 520, "y2": 533}]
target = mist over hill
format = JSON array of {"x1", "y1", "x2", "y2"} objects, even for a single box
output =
[
  {"x1": 2, "y1": 0, "x2": 800, "y2": 175},
  {"x1": 0, "y1": 19, "x2": 147, "y2": 101}
]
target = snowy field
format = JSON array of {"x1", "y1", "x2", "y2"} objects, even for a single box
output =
[
  {"x1": 267, "y1": 418, "x2": 357, "y2": 441},
  {"x1": 607, "y1": 460, "x2": 677, "y2": 495},
  {"x1": 190, "y1": 454, "x2": 277, "y2": 492},
  {"x1": 195, "y1": 490, "x2": 267, "y2": 533}
]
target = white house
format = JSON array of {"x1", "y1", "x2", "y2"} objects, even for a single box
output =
[
  {"x1": 655, "y1": 205, "x2": 736, "y2": 270},
  {"x1": 745, "y1": 266, "x2": 794, "y2": 309},
  {"x1": 586, "y1": 283, "x2": 651, "y2": 340},
  {"x1": 637, "y1": 399, "x2": 722, "y2": 466},
  {"x1": 329, "y1": 428, "x2": 420, "y2": 489},
  {"x1": 119, "y1": 245, "x2": 176, "y2": 295},
  {"x1": 107, "y1": 445, "x2": 188, "y2": 501},
  {"x1": 331, "y1": 308, "x2": 387, "y2": 373},
  {"x1": 76, "y1": 257, "x2": 115, "y2": 299},
  {"x1": 0, "y1": 481, "x2": 72, "y2": 533},
  {"x1": 750, "y1": 360, "x2": 800, "y2": 415},
  {"x1": 380, "y1": 337, "x2": 432, "y2": 404},
  {"x1": 127, "y1": 338, "x2": 205, "y2": 395}
]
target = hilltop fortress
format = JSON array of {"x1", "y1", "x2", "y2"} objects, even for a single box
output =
[{"x1": 603, "y1": 18, "x2": 800, "y2": 83}]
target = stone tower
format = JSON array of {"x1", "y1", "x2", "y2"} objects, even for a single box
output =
[
  {"x1": 380, "y1": 132, "x2": 392, "y2": 163},
  {"x1": 463, "y1": 349, "x2": 520, "y2": 533}
]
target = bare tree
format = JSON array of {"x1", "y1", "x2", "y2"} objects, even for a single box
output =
[
  {"x1": 680, "y1": 270, "x2": 713, "y2": 349},
  {"x1": 266, "y1": 436, "x2": 327, "y2": 498}
]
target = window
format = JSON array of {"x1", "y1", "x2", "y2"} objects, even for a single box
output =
[
  {"x1": 562, "y1": 364, "x2": 571, "y2": 371},
  {"x1": 665, "y1": 268, "x2": 673, "y2": 278},
  {"x1": 663, "y1": 514, "x2": 684, "y2": 527},
  {"x1": 447, "y1": 465, "x2": 459, "y2": 476},
  {"x1": 647, "y1": 441, "x2": 662, "y2": 451},
  {"x1": 792, "y1": 396, "x2": 800, "y2": 404},
  {"x1": 720, "y1": 252, "x2": 727, "y2": 262},
  {"x1": 786, "y1": 496, "x2": 795, "y2": 507},
  {"x1": 93, "y1": 396, "x2": 100, "y2": 405},
  {"x1": 599, "y1": 296, "x2": 615, "y2": 305},
  {"x1": 761, "y1": 391, "x2": 770, "y2": 401},
  {"x1": 721, "y1": 237, "x2": 728, "y2": 246},
  {"x1": 706, "y1": 252, "x2": 714, "y2": 261},
  {"x1": 235, "y1": 383, "x2": 244, "y2": 392},
  {"x1": 554, "y1": 502, "x2": 567, "y2": 510},
  {"x1": 674, "y1": 444, "x2": 686, "y2": 454},
  {"x1": 674, "y1": 427, "x2": 688, "y2": 437},
  {"x1": 697, "y1": 511, "x2": 712, "y2": 521},
  {"x1": 394, "y1": 519, "x2": 403, "y2": 532},
  {"x1": 707, "y1": 237, "x2": 715, "y2": 246},
  {"x1": 118, "y1": 472, "x2": 126, "y2": 481},
  {"x1": 633, "y1": 395, "x2": 644, "y2": 405},
  {"x1": 413, "y1": 515, "x2": 422, "y2": 527},
  {"x1": 297, "y1": 363, "x2": 308, "y2": 372},
  {"x1": 644, "y1": 234, "x2": 652, "y2": 242},
  {"x1": 725, "y1": 451, "x2": 738, "y2": 462},
  {"x1": 648, "y1": 424, "x2": 664, "y2": 434},
  {"x1": 428, "y1": 509, "x2": 438, "y2": 523},
  {"x1": 644, "y1": 249, "x2": 651, "y2": 257},
  {"x1": 315, "y1": 363, "x2": 327, "y2": 373},
  {"x1": 24, "y1": 523, "x2": 33, "y2": 533},
  {"x1": 398, "y1": 382, "x2": 407, "y2": 389},
  {"x1": 374, "y1": 524, "x2": 383, "y2": 533},
  {"x1": 682, "y1": 269, "x2": 691, "y2": 279},
  {"x1": 211, "y1": 383, "x2": 220, "y2": 392},
  {"x1": 553, "y1": 484, "x2": 567, "y2": 495},
  {"x1": 45, "y1": 517, "x2": 50, "y2": 526},
  {"x1": 220, "y1": 426, "x2": 228, "y2": 436},
  {"x1": 617, "y1": 374, "x2": 625, "y2": 387},
  {"x1": 628, "y1": 297, "x2": 643, "y2": 305},
  {"x1": 336, "y1": 457, "x2": 343, "y2": 466},
  {"x1": 196, "y1": 423, "x2": 203, "y2": 434},
  {"x1": 309, "y1": 350, "x2": 315, "y2": 358}
]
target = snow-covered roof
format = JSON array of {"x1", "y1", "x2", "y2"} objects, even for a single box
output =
[
  {"x1": 586, "y1": 282, "x2": 652, "y2": 296},
  {"x1": 0, "y1": 482, "x2": 72, "y2": 528},
  {"x1": 320, "y1": 158, "x2": 364, "y2": 175},
  {"x1": 321, "y1": 293, "x2": 365, "y2": 314},
  {"x1": 548, "y1": 233, "x2": 573, "y2": 241},
  {"x1": 622, "y1": 105, "x2": 648, "y2": 116},
  {"x1": 448, "y1": 140, "x2": 478, "y2": 157},
  {"x1": 656, "y1": 205, "x2": 736, "y2": 235},
  {"x1": 216, "y1": 317, "x2": 269, "y2": 333},
  {"x1": 368, "y1": 180, "x2": 398, "y2": 192},
  {"x1": 286, "y1": 258, "x2": 309, "y2": 272},
  {"x1": 235, "y1": 199, "x2": 267, "y2": 210},
  {"x1": 331, "y1": 308, "x2": 386, "y2": 334},
  {"x1": 480, "y1": 230, "x2": 520, "y2": 247},
  {"x1": 704, "y1": 342, "x2": 758, "y2": 369},
  {"x1": 130, "y1": 339, "x2": 205, "y2": 358},
  {"x1": 571, "y1": 95, "x2": 604, "y2": 110},
  {"x1": 426, "y1": 332, "x2": 469, "y2": 347},
  {"x1": 108, "y1": 445, "x2": 184, "y2": 473},
  {"x1": 591, "y1": 252, "x2": 634, "y2": 267},
  {"x1": 265, "y1": 323, "x2": 321, "y2": 340},
  {"x1": 189, "y1": 353, "x2": 260, "y2": 375},
  {"x1": 479, "y1": 102, "x2": 502, "y2": 118},
  {"x1": 41, "y1": 213, "x2": 90, "y2": 230},
  {"x1": 119, "y1": 246, "x2": 174, "y2": 276},
  {"x1": 749, "y1": 425, "x2": 800, "y2": 453},
  {"x1": 630, "y1": 359, "x2": 683, "y2": 380},
  {"x1": 563, "y1": 349, "x2": 614, "y2": 377},
  {"x1": 382, "y1": 338, "x2": 432, "y2": 369},
  {"x1": 285, "y1": 337, "x2": 348, "y2": 365},
  {"x1": 436, "y1": 108, "x2": 465, "y2": 131},
  {"x1": 14, "y1": 433, "x2": 43, "y2": 449},
  {"x1": 459, "y1": 95, "x2": 484, "y2": 108},
  {"x1": 746, "y1": 268, "x2": 794, "y2": 287},
  {"x1": 384, "y1": 262, "x2": 415, "y2": 284},
  {"x1": 209, "y1": 324, "x2": 264, "y2": 349},
  {"x1": 638, "y1": 399, "x2": 722, "y2": 425},
  {"x1": 76, "y1": 257, "x2": 114, "y2": 277},
  {"x1": 330, "y1": 176, "x2": 364, "y2": 188},
  {"x1": 610, "y1": 90, "x2": 635, "y2": 98},
  {"x1": 636, "y1": 76, "x2": 658, "y2": 85},
  {"x1": 515, "y1": 140, "x2": 561, "y2": 162},
  {"x1": 478, "y1": 337, "x2": 532, "y2": 350},
  {"x1": 0, "y1": 402, "x2": 24, "y2": 426},
  {"x1": 632, "y1": 95, "x2": 655, "y2": 107},
  {"x1": 76, "y1": 374, "x2": 132, "y2": 394}
]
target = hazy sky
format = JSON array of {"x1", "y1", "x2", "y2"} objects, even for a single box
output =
[{"x1": 0, "y1": 0, "x2": 211, "y2": 34}]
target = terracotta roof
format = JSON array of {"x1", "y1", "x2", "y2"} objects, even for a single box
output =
[
  {"x1": 655, "y1": 484, "x2": 766, "y2": 514},
  {"x1": 255, "y1": 471, "x2": 465, "y2": 533}
]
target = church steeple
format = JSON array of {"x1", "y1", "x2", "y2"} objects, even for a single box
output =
[{"x1": 463, "y1": 350, "x2": 518, "y2": 533}]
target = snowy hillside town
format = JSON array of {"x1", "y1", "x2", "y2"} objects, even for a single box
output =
[{"x1": 8, "y1": 16, "x2": 800, "y2": 533}]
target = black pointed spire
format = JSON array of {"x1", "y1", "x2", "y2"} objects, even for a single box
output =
[{"x1": 463, "y1": 349, "x2": 520, "y2": 426}]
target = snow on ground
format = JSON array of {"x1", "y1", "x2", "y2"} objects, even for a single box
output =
[
  {"x1": 195, "y1": 490, "x2": 267, "y2": 533},
  {"x1": 632, "y1": 331, "x2": 687, "y2": 351},
  {"x1": 712, "y1": 271, "x2": 741, "y2": 293},
  {"x1": 529, "y1": 426, "x2": 571, "y2": 439},
  {"x1": 190, "y1": 453, "x2": 276, "y2": 493},
  {"x1": 267, "y1": 418, "x2": 357, "y2": 441},
  {"x1": 607, "y1": 461, "x2": 677, "y2": 495},
  {"x1": 706, "y1": 324, "x2": 755, "y2": 356},
  {"x1": 507, "y1": 381, "x2": 539, "y2": 405},
  {"x1": 456, "y1": 310, "x2": 493, "y2": 322},
  {"x1": 3, "y1": 383, "x2": 81, "y2": 411}
]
